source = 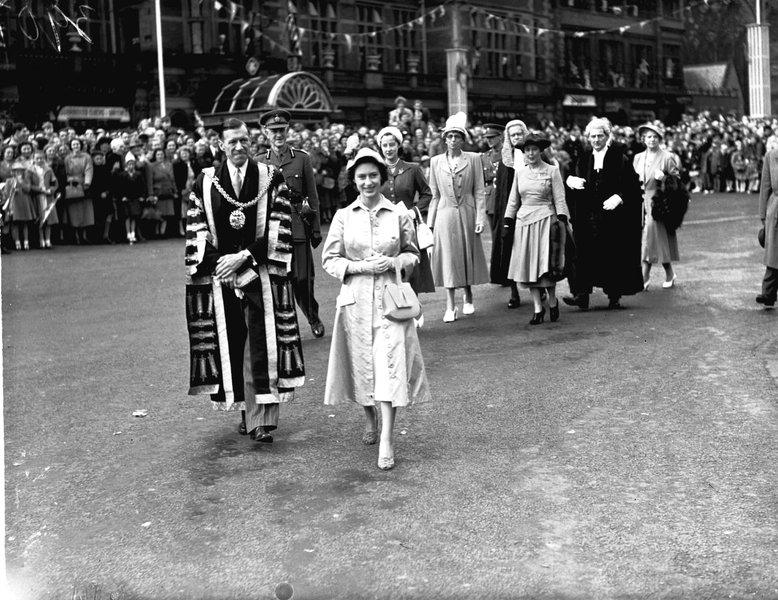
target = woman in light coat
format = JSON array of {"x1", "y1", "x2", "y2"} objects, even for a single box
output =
[
  {"x1": 757, "y1": 148, "x2": 778, "y2": 308},
  {"x1": 633, "y1": 122, "x2": 681, "y2": 289},
  {"x1": 427, "y1": 112, "x2": 489, "y2": 322},
  {"x1": 63, "y1": 137, "x2": 94, "y2": 244},
  {"x1": 322, "y1": 148, "x2": 430, "y2": 471},
  {"x1": 504, "y1": 132, "x2": 569, "y2": 324}
]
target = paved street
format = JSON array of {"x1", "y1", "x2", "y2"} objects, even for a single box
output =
[{"x1": 4, "y1": 191, "x2": 778, "y2": 600}]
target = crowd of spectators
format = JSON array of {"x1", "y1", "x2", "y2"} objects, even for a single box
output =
[{"x1": 1, "y1": 108, "x2": 776, "y2": 253}]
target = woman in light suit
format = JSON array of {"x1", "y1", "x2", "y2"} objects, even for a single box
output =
[
  {"x1": 757, "y1": 147, "x2": 778, "y2": 308},
  {"x1": 427, "y1": 112, "x2": 489, "y2": 322},
  {"x1": 633, "y1": 122, "x2": 681, "y2": 289}
]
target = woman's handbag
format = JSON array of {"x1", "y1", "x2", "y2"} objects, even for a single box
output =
[
  {"x1": 383, "y1": 257, "x2": 421, "y2": 322},
  {"x1": 651, "y1": 174, "x2": 689, "y2": 232},
  {"x1": 414, "y1": 207, "x2": 434, "y2": 250},
  {"x1": 759, "y1": 225, "x2": 766, "y2": 248},
  {"x1": 64, "y1": 179, "x2": 85, "y2": 200}
]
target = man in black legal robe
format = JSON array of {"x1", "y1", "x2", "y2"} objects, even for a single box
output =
[{"x1": 563, "y1": 117, "x2": 643, "y2": 310}]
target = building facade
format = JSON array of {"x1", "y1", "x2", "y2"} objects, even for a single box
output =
[{"x1": 0, "y1": 0, "x2": 689, "y2": 130}]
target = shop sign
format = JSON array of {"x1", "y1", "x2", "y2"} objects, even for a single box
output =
[
  {"x1": 563, "y1": 94, "x2": 597, "y2": 107},
  {"x1": 57, "y1": 106, "x2": 131, "y2": 122}
]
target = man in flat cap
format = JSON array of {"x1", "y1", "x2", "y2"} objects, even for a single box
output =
[
  {"x1": 256, "y1": 109, "x2": 325, "y2": 338},
  {"x1": 480, "y1": 123, "x2": 504, "y2": 228}
]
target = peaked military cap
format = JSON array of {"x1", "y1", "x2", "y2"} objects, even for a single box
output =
[{"x1": 259, "y1": 109, "x2": 292, "y2": 129}]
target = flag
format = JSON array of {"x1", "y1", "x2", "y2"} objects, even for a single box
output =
[
  {"x1": 286, "y1": 0, "x2": 302, "y2": 56},
  {"x1": 308, "y1": 1, "x2": 319, "y2": 17}
]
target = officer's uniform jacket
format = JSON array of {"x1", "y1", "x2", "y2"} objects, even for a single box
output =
[{"x1": 257, "y1": 146, "x2": 320, "y2": 243}]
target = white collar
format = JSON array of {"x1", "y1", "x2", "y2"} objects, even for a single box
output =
[
  {"x1": 592, "y1": 146, "x2": 608, "y2": 170},
  {"x1": 227, "y1": 162, "x2": 247, "y2": 179}
]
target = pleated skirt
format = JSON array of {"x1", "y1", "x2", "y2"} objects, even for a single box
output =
[{"x1": 508, "y1": 216, "x2": 556, "y2": 288}]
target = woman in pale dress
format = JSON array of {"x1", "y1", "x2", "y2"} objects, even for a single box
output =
[
  {"x1": 427, "y1": 112, "x2": 489, "y2": 322},
  {"x1": 30, "y1": 150, "x2": 59, "y2": 249},
  {"x1": 322, "y1": 148, "x2": 430, "y2": 471},
  {"x1": 633, "y1": 122, "x2": 680, "y2": 289},
  {"x1": 503, "y1": 132, "x2": 569, "y2": 324}
]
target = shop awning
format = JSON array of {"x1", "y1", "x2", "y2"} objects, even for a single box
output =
[{"x1": 202, "y1": 71, "x2": 337, "y2": 126}]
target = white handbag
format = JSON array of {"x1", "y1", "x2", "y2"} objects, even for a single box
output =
[{"x1": 414, "y1": 207, "x2": 434, "y2": 250}]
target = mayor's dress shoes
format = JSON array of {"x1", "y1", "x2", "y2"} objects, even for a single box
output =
[
  {"x1": 562, "y1": 294, "x2": 589, "y2": 310},
  {"x1": 756, "y1": 294, "x2": 776, "y2": 307},
  {"x1": 250, "y1": 427, "x2": 274, "y2": 443}
]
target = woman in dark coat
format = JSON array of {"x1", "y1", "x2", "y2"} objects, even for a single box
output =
[
  {"x1": 376, "y1": 126, "x2": 436, "y2": 323},
  {"x1": 490, "y1": 119, "x2": 527, "y2": 308}
]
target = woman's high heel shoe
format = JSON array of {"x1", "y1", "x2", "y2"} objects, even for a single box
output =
[
  {"x1": 529, "y1": 308, "x2": 545, "y2": 325},
  {"x1": 443, "y1": 307, "x2": 458, "y2": 323},
  {"x1": 549, "y1": 302, "x2": 559, "y2": 322}
]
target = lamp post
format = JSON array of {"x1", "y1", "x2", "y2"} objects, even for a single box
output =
[
  {"x1": 154, "y1": 0, "x2": 167, "y2": 117},
  {"x1": 746, "y1": 0, "x2": 771, "y2": 117}
]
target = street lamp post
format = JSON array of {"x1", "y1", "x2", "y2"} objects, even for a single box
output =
[
  {"x1": 154, "y1": 0, "x2": 167, "y2": 117},
  {"x1": 747, "y1": 0, "x2": 771, "y2": 117}
]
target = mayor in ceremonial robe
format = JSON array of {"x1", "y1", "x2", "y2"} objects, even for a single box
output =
[
  {"x1": 185, "y1": 118, "x2": 305, "y2": 444},
  {"x1": 563, "y1": 117, "x2": 644, "y2": 310}
]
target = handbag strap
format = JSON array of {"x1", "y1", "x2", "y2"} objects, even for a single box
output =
[{"x1": 394, "y1": 256, "x2": 403, "y2": 287}]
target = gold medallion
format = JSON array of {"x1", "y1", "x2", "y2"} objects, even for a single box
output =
[{"x1": 229, "y1": 209, "x2": 246, "y2": 230}]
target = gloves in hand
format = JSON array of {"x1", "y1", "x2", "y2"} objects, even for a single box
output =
[
  {"x1": 311, "y1": 234, "x2": 322, "y2": 249},
  {"x1": 503, "y1": 217, "x2": 516, "y2": 238},
  {"x1": 557, "y1": 214, "x2": 568, "y2": 224}
]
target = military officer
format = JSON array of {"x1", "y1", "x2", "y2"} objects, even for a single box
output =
[
  {"x1": 256, "y1": 109, "x2": 325, "y2": 338},
  {"x1": 480, "y1": 123, "x2": 504, "y2": 229}
]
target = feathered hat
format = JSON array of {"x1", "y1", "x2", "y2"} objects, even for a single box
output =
[{"x1": 442, "y1": 112, "x2": 468, "y2": 138}]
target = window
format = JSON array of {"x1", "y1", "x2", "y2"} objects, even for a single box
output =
[
  {"x1": 300, "y1": 1, "x2": 339, "y2": 68},
  {"x1": 631, "y1": 44, "x2": 654, "y2": 88},
  {"x1": 355, "y1": 3, "x2": 385, "y2": 70},
  {"x1": 468, "y1": 10, "x2": 538, "y2": 80},
  {"x1": 387, "y1": 6, "x2": 419, "y2": 73},
  {"x1": 598, "y1": 39, "x2": 626, "y2": 87},
  {"x1": 662, "y1": 44, "x2": 681, "y2": 83},
  {"x1": 564, "y1": 37, "x2": 593, "y2": 88}
]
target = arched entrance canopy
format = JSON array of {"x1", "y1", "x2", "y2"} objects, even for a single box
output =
[{"x1": 202, "y1": 71, "x2": 337, "y2": 127}]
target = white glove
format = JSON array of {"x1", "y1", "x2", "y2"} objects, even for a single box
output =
[
  {"x1": 602, "y1": 194, "x2": 622, "y2": 210},
  {"x1": 566, "y1": 176, "x2": 586, "y2": 190},
  {"x1": 654, "y1": 169, "x2": 665, "y2": 182},
  {"x1": 346, "y1": 260, "x2": 376, "y2": 275}
]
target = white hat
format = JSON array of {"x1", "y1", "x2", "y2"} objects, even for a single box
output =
[
  {"x1": 346, "y1": 147, "x2": 387, "y2": 177},
  {"x1": 442, "y1": 111, "x2": 468, "y2": 137},
  {"x1": 376, "y1": 126, "x2": 403, "y2": 146},
  {"x1": 124, "y1": 151, "x2": 137, "y2": 163}
]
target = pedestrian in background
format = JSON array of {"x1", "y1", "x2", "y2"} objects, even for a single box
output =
[
  {"x1": 322, "y1": 148, "x2": 430, "y2": 471},
  {"x1": 63, "y1": 137, "x2": 94, "y2": 244},
  {"x1": 30, "y1": 150, "x2": 58, "y2": 249},
  {"x1": 756, "y1": 147, "x2": 778, "y2": 308},
  {"x1": 490, "y1": 119, "x2": 527, "y2": 309},
  {"x1": 504, "y1": 132, "x2": 569, "y2": 324},
  {"x1": 633, "y1": 122, "x2": 680, "y2": 290},
  {"x1": 427, "y1": 112, "x2": 489, "y2": 322},
  {"x1": 376, "y1": 126, "x2": 435, "y2": 312}
]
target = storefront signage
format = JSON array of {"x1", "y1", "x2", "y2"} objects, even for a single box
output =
[
  {"x1": 57, "y1": 106, "x2": 131, "y2": 122},
  {"x1": 563, "y1": 94, "x2": 597, "y2": 107}
]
